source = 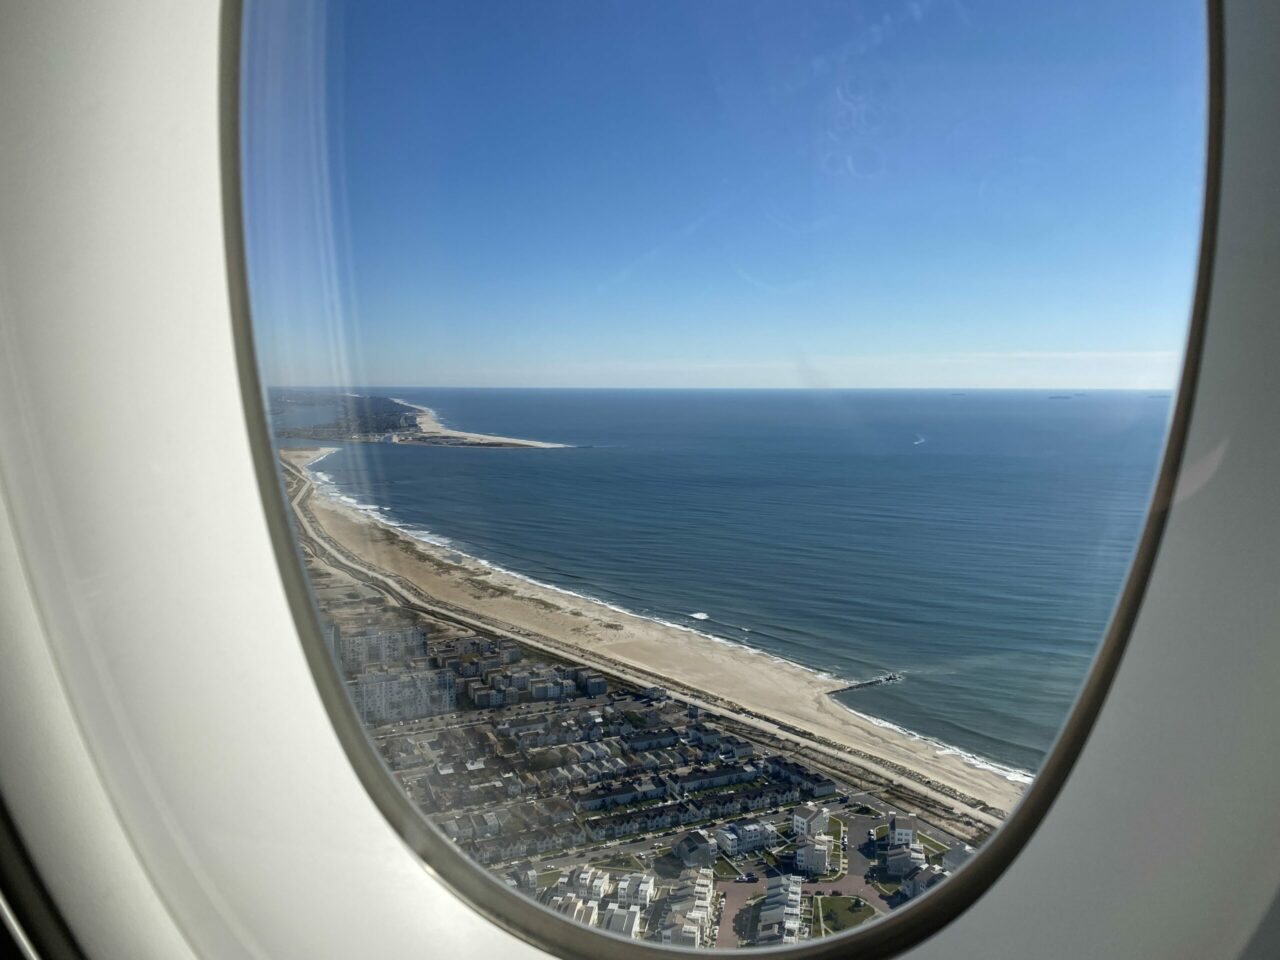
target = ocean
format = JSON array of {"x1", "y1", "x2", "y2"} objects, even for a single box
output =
[{"x1": 275, "y1": 388, "x2": 1170, "y2": 778}]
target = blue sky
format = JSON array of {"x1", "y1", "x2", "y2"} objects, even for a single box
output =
[{"x1": 244, "y1": 0, "x2": 1206, "y2": 389}]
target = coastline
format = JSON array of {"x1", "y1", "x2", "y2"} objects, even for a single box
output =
[
  {"x1": 282, "y1": 447, "x2": 1029, "y2": 825},
  {"x1": 390, "y1": 398, "x2": 568, "y2": 448}
]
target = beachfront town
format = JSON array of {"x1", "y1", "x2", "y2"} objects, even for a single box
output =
[{"x1": 311, "y1": 555, "x2": 975, "y2": 948}]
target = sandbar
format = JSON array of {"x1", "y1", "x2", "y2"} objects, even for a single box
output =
[{"x1": 391, "y1": 399, "x2": 567, "y2": 449}]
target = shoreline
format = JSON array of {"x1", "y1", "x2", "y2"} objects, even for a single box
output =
[
  {"x1": 282, "y1": 446, "x2": 1028, "y2": 826},
  {"x1": 390, "y1": 398, "x2": 568, "y2": 448},
  {"x1": 299, "y1": 450, "x2": 1033, "y2": 788}
]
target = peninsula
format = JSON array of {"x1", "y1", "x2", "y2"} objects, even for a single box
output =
[
  {"x1": 271, "y1": 390, "x2": 567, "y2": 448},
  {"x1": 391, "y1": 398, "x2": 567, "y2": 449}
]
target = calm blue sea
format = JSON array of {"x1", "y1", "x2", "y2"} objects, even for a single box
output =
[{"x1": 276, "y1": 388, "x2": 1170, "y2": 777}]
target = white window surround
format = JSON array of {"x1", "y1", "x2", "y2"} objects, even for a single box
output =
[{"x1": 0, "y1": 3, "x2": 1279, "y2": 960}]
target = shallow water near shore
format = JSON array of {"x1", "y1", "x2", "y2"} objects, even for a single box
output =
[{"x1": 277, "y1": 388, "x2": 1169, "y2": 776}]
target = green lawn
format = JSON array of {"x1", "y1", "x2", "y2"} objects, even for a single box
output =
[
  {"x1": 713, "y1": 856, "x2": 741, "y2": 879},
  {"x1": 873, "y1": 824, "x2": 888, "y2": 839},
  {"x1": 536, "y1": 869, "x2": 562, "y2": 890},
  {"x1": 599, "y1": 854, "x2": 646, "y2": 871},
  {"x1": 853, "y1": 804, "x2": 883, "y2": 817},
  {"x1": 817, "y1": 896, "x2": 876, "y2": 934},
  {"x1": 917, "y1": 832, "x2": 949, "y2": 856}
]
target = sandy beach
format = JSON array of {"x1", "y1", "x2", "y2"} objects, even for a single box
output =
[
  {"x1": 281, "y1": 447, "x2": 1027, "y2": 827},
  {"x1": 391, "y1": 399, "x2": 567, "y2": 448}
]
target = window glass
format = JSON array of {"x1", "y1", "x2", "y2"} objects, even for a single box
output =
[{"x1": 242, "y1": 0, "x2": 1205, "y2": 948}]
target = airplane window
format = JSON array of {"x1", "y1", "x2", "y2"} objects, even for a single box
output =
[{"x1": 239, "y1": 0, "x2": 1206, "y2": 951}]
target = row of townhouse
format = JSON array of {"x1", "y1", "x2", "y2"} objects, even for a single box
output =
[
  {"x1": 506, "y1": 716, "x2": 613, "y2": 751},
  {"x1": 601, "y1": 903, "x2": 644, "y2": 939},
  {"x1": 525, "y1": 885, "x2": 646, "y2": 941},
  {"x1": 684, "y1": 723, "x2": 721, "y2": 747},
  {"x1": 763, "y1": 755, "x2": 838, "y2": 797},
  {"x1": 536, "y1": 887, "x2": 646, "y2": 940},
  {"x1": 470, "y1": 822, "x2": 589, "y2": 865},
  {"x1": 582, "y1": 789, "x2": 749, "y2": 843},
  {"x1": 528, "y1": 756, "x2": 625, "y2": 794},
  {"x1": 713, "y1": 819, "x2": 779, "y2": 857},
  {"x1": 598, "y1": 782, "x2": 797, "y2": 831},
  {"x1": 545, "y1": 893, "x2": 600, "y2": 927},
  {"x1": 718, "y1": 735, "x2": 755, "y2": 760},
  {"x1": 686, "y1": 792, "x2": 753, "y2": 822},
  {"x1": 579, "y1": 779, "x2": 802, "y2": 844},
  {"x1": 566, "y1": 865, "x2": 611, "y2": 901},
  {"x1": 663, "y1": 761, "x2": 760, "y2": 797},
  {"x1": 654, "y1": 868, "x2": 716, "y2": 948},
  {"x1": 625, "y1": 747, "x2": 685, "y2": 774},
  {"x1": 584, "y1": 803, "x2": 687, "y2": 842},
  {"x1": 625, "y1": 727, "x2": 681, "y2": 751},
  {"x1": 571, "y1": 777, "x2": 668, "y2": 813},
  {"x1": 437, "y1": 807, "x2": 512, "y2": 842},
  {"x1": 444, "y1": 799, "x2": 560, "y2": 844},
  {"x1": 754, "y1": 874, "x2": 803, "y2": 944},
  {"x1": 716, "y1": 783, "x2": 793, "y2": 814},
  {"x1": 615, "y1": 872, "x2": 656, "y2": 909},
  {"x1": 525, "y1": 745, "x2": 687, "y2": 794},
  {"x1": 560, "y1": 739, "x2": 616, "y2": 764}
]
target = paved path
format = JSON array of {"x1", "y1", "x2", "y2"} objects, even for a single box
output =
[{"x1": 715, "y1": 879, "x2": 762, "y2": 949}]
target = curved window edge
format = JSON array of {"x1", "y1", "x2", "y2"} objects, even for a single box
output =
[
  {"x1": 217, "y1": 1, "x2": 1226, "y2": 957},
  {"x1": 0, "y1": 794, "x2": 88, "y2": 960}
]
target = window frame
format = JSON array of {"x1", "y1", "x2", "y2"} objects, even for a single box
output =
[{"x1": 220, "y1": 2, "x2": 1225, "y2": 958}]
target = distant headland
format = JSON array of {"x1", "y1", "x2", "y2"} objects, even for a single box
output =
[{"x1": 271, "y1": 391, "x2": 567, "y2": 448}]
